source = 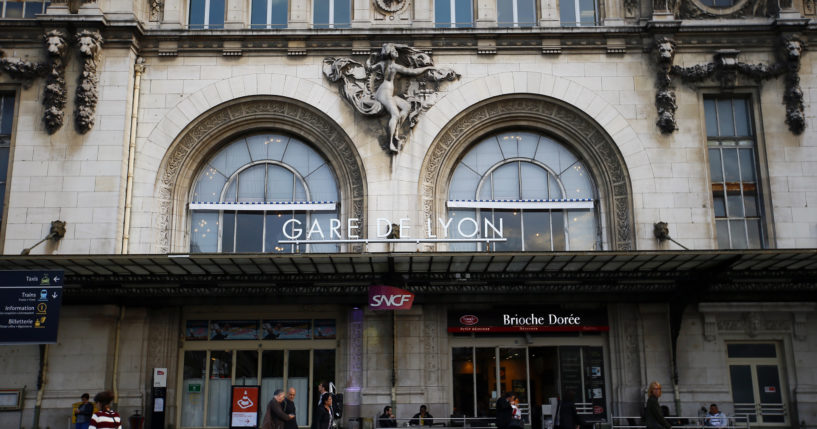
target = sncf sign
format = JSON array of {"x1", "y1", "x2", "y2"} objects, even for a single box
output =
[{"x1": 368, "y1": 285, "x2": 415, "y2": 310}]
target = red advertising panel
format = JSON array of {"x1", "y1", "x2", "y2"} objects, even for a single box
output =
[
  {"x1": 368, "y1": 285, "x2": 415, "y2": 310},
  {"x1": 230, "y1": 386, "x2": 260, "y2": 428}
]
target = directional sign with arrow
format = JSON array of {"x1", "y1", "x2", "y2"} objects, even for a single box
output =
[{"x1": 0, "y1": 271, "x2": 64, "y2": 344}]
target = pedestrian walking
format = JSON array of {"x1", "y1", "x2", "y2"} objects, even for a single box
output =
[
  {"x1": 88, "y1": 391, "x2": 121, "y2": 429},
  {"x1": 645, "y1": 382, "x2": 671, "y2": 429},
  {"x1": 312, "y1": 392, "x2": 334, "y2": 429},
  {"x1": 284, "y1": 388, "x2": 298, "y2": 429},
  {"x1": 262, "y1": 389, "x2": 295, "y2": 429}
]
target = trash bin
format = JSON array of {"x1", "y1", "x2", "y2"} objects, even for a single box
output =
[{"x1": 128, "y1": 410, "x2": 145, "y2": 429}]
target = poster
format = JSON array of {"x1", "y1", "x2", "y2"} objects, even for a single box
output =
[
  {"x1": 262, "y1": 320, "x2": 311, "y2": 339},
  {"x1": 185, "y1": 320, "x2": 208, "y2": 340},
  {"x1": 314, "y1": 319, "x2": 336, "y2": 339},
  {"x1": 210, "y1": 320, "x2": 259, "y2": 340},
  {"x1": 230, "y1": 386, "x2": 260, "y2": 428}
]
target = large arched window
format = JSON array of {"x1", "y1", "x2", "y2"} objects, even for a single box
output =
[
  {"x1": 189, "y1": 133, "x2": 339, "y2": 253},
  {"x1": 448, "y1": 131, "x2": 600, "y2": 251}
]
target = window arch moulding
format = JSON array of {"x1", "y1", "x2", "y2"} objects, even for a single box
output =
[
  {"x1": 154, "y1": 96, "x2": 368, "y2": 253},
  {"x1": 420, "y1": 95, "x2": 636, "y2": 251}
]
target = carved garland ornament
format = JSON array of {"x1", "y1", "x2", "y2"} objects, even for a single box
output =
[
  {"x1": 654, "y1": 35, "x2": 806, "y2": 135},
  {"x1": 420, "y1": 96, "x2": 636, "y2": 251},
  {"x1": 75, "y1": 29, "x2": 103, "y2": 134},
  {"x1": 155, "y1": 98, "x2": 367, "y2": 253}
]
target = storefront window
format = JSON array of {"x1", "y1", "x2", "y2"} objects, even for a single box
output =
[
  {"x1": 448, "y1": 131, "x2": 599, "y2": 251},
  {"x1": 181, "y1": 351, "x2": 206, "y2": 428},
  {"x1": 207, "y1": 350, "x2": 232, "y2": 427},
  {"x1": 189, "y1": 133, "x2": 340, "y2": 253}
]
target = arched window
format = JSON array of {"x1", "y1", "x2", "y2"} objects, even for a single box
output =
[
  {"x1": 189, "y1": 133, "x2": 339, "y2": 253},
  {"x1": 447, "y1": 131, "x2": 600, "y2": 251}
]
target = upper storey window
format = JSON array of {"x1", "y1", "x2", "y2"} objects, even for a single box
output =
[
  {"x1": 498, "y1": 0, "x2": 536, "y2": 27},
  {"x1": 251, "y1": 0, "x2": 287, "y2": 28},
  {"x1": 705, "y1": 97, "x2": 764, "y2": 249},
  {"x1": 0, "y1": 93, "x2": 14, "y2": 229},
  {"x1": 189, "y1": 0, "x2": 225, "y2": 28},
  {"x1": 447, "y1": 131, "x2": 600, "y2": 251},
  {"x1": 699, "y1": 0, "x2": 736, "y2": 6},
  {"x1": 1, "y1": 0, "x2": 48, "y2": 17},
  {"x1": 313, "y1": 0, "x2": 351, "y2": 28},
  {"x1": 435, "y1": 0, "x2": 474, "y2": 28},
  {"x1": 189, "y1": 133, "x2": 340, "y2": 253},
  {"x1": 560, "y1": 0, "x2": 597, "y2": 26}
]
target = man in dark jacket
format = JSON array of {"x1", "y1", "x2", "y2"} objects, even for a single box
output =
[
  {"x1": 379, "y1": 406, "x2": 397, "y2": 428},
  {"x1": 262, "y1": 389, "x2": 295, "y2": 429},
  {"x1": 496, "y1": 392, "x2": 515, "y2": 429},
  {"x1": 284, "y1": 388, "x2": 298, "y2": 429},
  {"x1": 556, "y1": 391, "x2": 581, "y2": 429},
  {"x1": 410, "y1": 405, "x2": 434, "y2": 426}
]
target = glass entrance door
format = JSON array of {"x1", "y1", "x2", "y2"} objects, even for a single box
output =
[{"x1": 728, "y1": 343, "x2": 787, "y2": 425}]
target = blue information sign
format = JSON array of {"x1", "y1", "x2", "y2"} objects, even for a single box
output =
[{"x1": 0, "y1": 271, "x2": 64, "y2": 344}]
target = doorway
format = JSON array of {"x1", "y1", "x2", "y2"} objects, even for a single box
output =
[{"x1": 727, "y1": 343, "x2": 788, "y2": 425}]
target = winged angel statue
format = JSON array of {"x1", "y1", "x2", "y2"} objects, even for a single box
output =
[{"x1": 323, "y1": 43, "x2": 460, "y2": 153}]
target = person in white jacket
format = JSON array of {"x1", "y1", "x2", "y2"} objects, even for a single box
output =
[{"x1": 705, "y1": 404, "x2": 728, "y2": 428}]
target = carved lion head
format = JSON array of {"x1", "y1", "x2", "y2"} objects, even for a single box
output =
[
  {"x1": 43, "y1": 30, "x2": 67, "y2": 57},
  {"x1": 76, "y1": 30, "x2": 103, "y2": 57},
  {"x1": 655, "y1": 37, "x2": 676, "y2": 64},
  {"x1": 783, "y1": 37, "x2": 803, "y2": 61}
]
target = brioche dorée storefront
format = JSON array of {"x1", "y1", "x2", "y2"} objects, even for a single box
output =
[{"x1": 447, "y1": 307, "x2": 610, "y2": 429}]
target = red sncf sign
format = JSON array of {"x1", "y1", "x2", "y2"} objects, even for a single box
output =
[{"x1": 368, "y1": 285, "x2": 415, "y2": 310}]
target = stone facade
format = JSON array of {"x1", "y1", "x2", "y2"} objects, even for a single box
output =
[{"x1": 1, "y1": 0, "x2": 816, "y2": 429}]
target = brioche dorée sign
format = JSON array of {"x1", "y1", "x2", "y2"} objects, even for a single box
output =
[
  {"x1": 368, "y1": 285, "x2": 415, "y2": 310},
  {"x1": 447, "y1": 307, "x2": 608, "y2": 333}
]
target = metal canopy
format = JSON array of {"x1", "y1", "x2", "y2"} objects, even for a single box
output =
[{"x1": 0, "y1": 249, "x2": 814, "y2": 280}]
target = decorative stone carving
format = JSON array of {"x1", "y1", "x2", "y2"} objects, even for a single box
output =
[
  {"x1": 703, "y1": 313, "x2": 717, "y2": 341},
  {"x1": 323, "y1": 43, "x2": 460, "y2": 153},
  {"x1": 653, "y1": 35, "x2": 805, "y2": 135},
  {"x1": 375, "y1": 0, "x2": 409, "y2": 14},
  {"x1": 0, "y1": 51, "x2": 47, "y2": 89},
  {"x1": 42, "y1": 30, "x2": 69, "y2": 135},
  {"x1": 75, "y1": 29, "x2": 102, "y2": 134},
  {"x1": 624, "y1": 0, "x2": 639, "y2": 17},
  {"x1": 155, "y1": 97, "x2": 367, "y2": 253},
  {"x1": 793, "y1": 312, "x2": 807, "y2": 341},
  {"x1": 49, "y1": 0, "x2": 96, "y2": 14},
  {"x1": 420, "y1": 96, "x2": 636, "y2": 251},
  {"x1": 150, "y1": 0, "x2": 164, "y2": 21},
  {"x1": 679, "y1": 0, "x2": 772, "y2": 18},
  {"x1": 746, "y1": 312, "x2": 762, "y2": 337}
]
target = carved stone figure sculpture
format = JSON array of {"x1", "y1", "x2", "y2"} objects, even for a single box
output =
[
  {"x1": 43, "y1": 30, "x2": 68, "y2": 134},
  {"x1": 654, "y1": 38, "x2": 678, "y2": 134},
  {"x1": 323, "y1": 43, "x2": 459, "y2": 153},
  {"x1": 75, "y1": 29, "x2": 103, "y2": 134}
]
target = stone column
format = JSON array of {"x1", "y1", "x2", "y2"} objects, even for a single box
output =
[
  {"x1": 345, "y1": 308, "x2": 364, "y2": 421},
  {"x1": 603, "y1": 0, "x2": 626, "y2": 25}
]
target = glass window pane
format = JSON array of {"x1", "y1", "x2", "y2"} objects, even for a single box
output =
[
  {"x1": 235, "y1": 212, "x2": 264, "y2": 252},
  {"x1": 733, "y1": 99, "x2": 751, "y2": 136},
  {"x1": 222, "y1": 211, "x2": 236, "y2": 252},
  {"x1": 528, "y1": 347, "x2": 559, "y2": 419},
  {"x1": 236, "y1": 350, "x2": 259, "y2": 385},
  {"x1": 743, "y1": 191, "x2": 758, "y2": 217},
  {"x1": 498, "y1": 0, "x2": 515, "y2": 27},
  {"x1": 717, "y1": 99, "x2": 735, "y2": 137},
  {"x1": 713, "y1": 192, "x2": 726, "y2": 218},
  {"x1": 739, "y1": 148, "x2": 756, "y2": 182},
  {"x1": 756, "y1": 365, "x2": 784, "y2": 423},
  {"x1": 560, "y1": 0, "x2": 577, "y2": 25},
  {"x1": 191, "y1": 212, "x2": 219, "y2": 252},
  {"x1": 266, "y1": 211, "x2": 295, "y2": 253},
  {"x1": 270, "y1": 0, "x2": 287, "y2": 27},
  {"x1": 238, "y1": 165, "x2": 266, "y2": 202},
  {"x1": 729, "y1": 219, "x2": 747, "y2": 249},
  {"x1": 560, "y1": 162, "x2": 592, "y2": 199},
  {"x1": 309, "y1": 212, "x2": 340, "y2": 253},
  {"x1": 518, "y1": 0, "x2": 536, "y2": 25},
  {"x1": 314, "y1": 0, "x2": 330, "y2": 27},
  {"x1": 312, "y1": 349, "x2": 336, "y2": 423},
  {"x1": 208, "y1": 0, "x2": 225, "y2": 28},
  {"x1": 333, "y1": 0, "x2": 351, "y2": 27},
  {"x1": 1, "y1": 94, "x2": 15, "y2": 135},
  {"x1": 551, "y1": 211, "x2": 566, "y2": 250},
  {"x1": 523, "y1": 211, "x2": 551, "y2": 251},
  {"x1": 716, "y1": 219, "x2": 730, "y2": 249},
  {"x1": 261, "y1": 350, "x2": 284, "y2": 424},
  {"x1": 462, "y1": 137, "x2": 503, "y2": 175},
  {"x1": 207, "y1": 350, "x2": 232, "y2": 427},
  {"x1": 722, "y1": 148, "x2": 740, "y2": 182},
  {"x1": 729, "y1": 365, "x2": 756, "y2": 423},
  {"x1": 182, "y1": 351, "x2": 207, "y2": 427},
  {"x1": 727, "y1": 343, "x2": 777, "y2": 358},
  {"x1": 726, "y1": 191, "x2": 744, "y2": 218},
  {"x1": 250, "y1": 0, "x2": 268, "y2": 28},
  {"x1": 305, "y1": 164, "x2": 338, "y2": 201},
  {"x1": 287, "y1": 350, "x2": 310, "y2": 424},
  {"x1": 579, "y1": 0, "x2": 596, "y2": 24},
  {"x1": 491, "y1": 163, "x2": 520, "y2": 200},
  {"x1": 704, "y1": 99, "x2": 718, "y2": 137},
  {"x1": 189, "y1": 0, "x2": 206, "y2": 28},
  {"x1": 475, "y1": 348, "x2": 497, "y2": 419},
  {"x1": 267, "y1": 166, "x2": 295, "y2": 202},
  {"x1": 225, "y1": 179, "x2": 237, "y2": 201},
  {"x1": 520, "y1": 163, "x2": 548, "y2": 199},
  {"x1": 435, "y1": 0, "x2": 452, "y2": 26},
  {"x1": 449, "y1": 209, "x2": 477, "y2": 251},
  {"x1": 283, "y1": 140, "x2": 323, "y2": 176},
  {"x1": 559, "y1": 347, "x2": 582, "y2": 400},
  {"x1": 708, "y1": 148, "x2": 723, "y2": 183},
  {"x1": 24, "y1": 1, "x2": 44, "y2": 17},
  {"x1": 193, "y1": 166, "x2": 227, "y2": 202},
  {"x1": 5, "y1": 1, "x2": 23, "y2": 17},
  {"x1": 0, "y1": 146, "x2": 9, "y2": 183},
  {"x1": 747, "y1": 218, "x2": 762, "y2": 248},
  {"x1": 499, "y1": 348, "x2": 527, "y2": 400},
  {"x1": 567, "y1": 209, "x2": 596, "y2": 250},
  {"x1": 449, "y1": 165, "x2": 482, "y2": 200},
  {"x1": 211, "y1": 140, "x2": 251, "y2": 178},
  {"x1": 535, "y1": 136, "x2": 577, "y2": 174},
  {"x1": 491, "y1": 210, "x2": 522, "y2": 251},
  {"x1": 452, "y1": 347, "x2": 475, "y2": 417},
  {"x1": 454, "y1": 0, "x2": 473, "y2": 27}
]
